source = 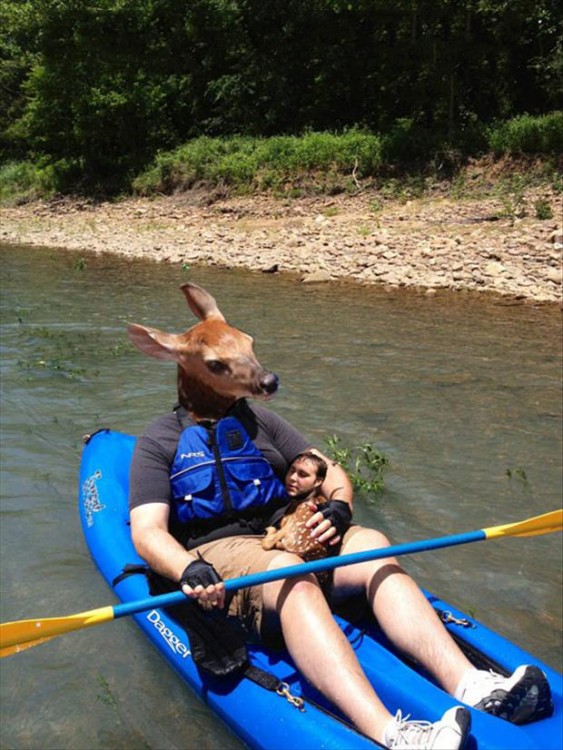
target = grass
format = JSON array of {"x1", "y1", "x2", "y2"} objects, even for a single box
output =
[
  {"x1": 17, "y1": 356, "x2": 91, "y2": 379},
  {"x1": 130, "y1": 113, "x2": 561, "y2": 200},
  {"x1": 131, "y1": 130, "x2": 384, "y2": 197},
  {"x1": 13, "y1": 323, "x2": 133, "y2": 381},
  {"x1": 534, "y1": 198, "x2": 554, "y2": 220},
  {"x1": 1, "y1": 112, "x2": 561, "y2": 205}
]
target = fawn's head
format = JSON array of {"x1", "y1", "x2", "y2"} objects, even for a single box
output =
[{"x1": 127, "y1": 283, "x2": 278, "y2": 420}]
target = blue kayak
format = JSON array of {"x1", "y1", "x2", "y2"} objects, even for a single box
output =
[{"x1": 79, "y1": 429, "x2": 562, "y2": 750}]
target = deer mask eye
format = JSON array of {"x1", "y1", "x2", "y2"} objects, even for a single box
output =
[{"x1": 206, "y1": 360, "x2": 228, "y2": 374}]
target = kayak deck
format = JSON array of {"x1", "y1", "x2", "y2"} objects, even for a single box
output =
[{"x1": 79, "y1": 429, "x2": 562, "y2": 750}]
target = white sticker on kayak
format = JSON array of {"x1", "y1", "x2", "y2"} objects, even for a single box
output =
[
  {"x1": 147, "y1": 610, "x2": 191, "y2": 659},
  {"x1": 82, "y1": 470, "x2": 105, "y2": 527}
]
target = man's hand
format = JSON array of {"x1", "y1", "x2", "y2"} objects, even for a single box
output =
[
  {"x1": 180, "y1": 557, "x2": 226, "y2": 610},
  {"x1": 305, "y1": 499, "x2": 352, "y2": 547}
]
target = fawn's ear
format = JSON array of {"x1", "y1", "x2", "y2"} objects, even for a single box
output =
[
  {"x1": 181, "y1": 283, "x2": 226, "y2": 322},
  {"x1": 127, "y1": 323, "x2": 182, "y2": 361}
]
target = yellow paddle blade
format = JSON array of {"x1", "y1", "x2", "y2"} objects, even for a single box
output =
[
  {"x1": 1, "y1": 635, "x2": 58, "y2": 658},
  {"x1": 0, "y1": 605, "x2": 115, "y2": 658},
  {"x1": 484, "y1": 509, "x2": 563, "y2": 540}
]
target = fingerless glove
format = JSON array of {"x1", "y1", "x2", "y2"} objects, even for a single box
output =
[
  {"x1": 180, "y1": 554, "x2": 223, "y2": 589},
  {"x1": 320, "y1": 500, "x2": 352, "y2": 537}
]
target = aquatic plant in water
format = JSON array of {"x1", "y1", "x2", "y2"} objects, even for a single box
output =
[{"x1": 324, "y1": 434, "x2": 389, "y2": 502}]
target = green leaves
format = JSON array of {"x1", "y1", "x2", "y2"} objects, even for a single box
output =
[
  {"x1": 324, "y1": 434, "x2": 389, "y2": 502},
  {"x1": 2, "y1": 1, "x2": 561, "y2": 193},
  {"x1": 132, "y1": 131, "x2": 383, "y2": 196}
]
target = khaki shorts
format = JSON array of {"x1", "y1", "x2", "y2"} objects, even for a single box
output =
[{"x1": 190, "y1": 525, "x2": 365, "y2": 637}]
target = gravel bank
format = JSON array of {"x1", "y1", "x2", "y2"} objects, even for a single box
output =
[{"x1": 2, "y1": 187, "x2": 561, "y2": 304}]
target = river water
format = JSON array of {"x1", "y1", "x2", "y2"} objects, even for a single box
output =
[{"x1": 0, "y1": 243, "x2": 561, "y2": 750}]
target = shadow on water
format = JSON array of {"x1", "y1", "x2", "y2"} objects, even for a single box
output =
[{"x1": 1, "y1": 244, "x2": 561, "y2": 749}]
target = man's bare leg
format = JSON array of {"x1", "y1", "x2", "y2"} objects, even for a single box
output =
[
  {"x1": 262, "y1": 552, "x2": 393, "y2": 743},
  {"x1": 333, "y1": 527, "x2": 474, "y2": 695}
]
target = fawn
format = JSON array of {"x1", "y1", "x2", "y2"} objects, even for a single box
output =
[{"x1": 262, "y1": 499, "x2": 329, "y2": 560}]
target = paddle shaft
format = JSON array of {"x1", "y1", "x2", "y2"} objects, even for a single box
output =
[
  {"x1": 2, "y1": 509, "x2": 560, "y2": 655},
  {"x1": 113, "y1": 527, "x2": 488, "y2": 618},
  {"x1": 114, "y1": 508, "x2": 562, "y2": 618}
]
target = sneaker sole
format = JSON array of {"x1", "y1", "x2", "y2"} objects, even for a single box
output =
[
  {"x1": 453, "y1": 707, "x2": 472, "y2": 748},
  {"x1": 474, "y1": 665, "x2": 553, "y2": 725}
]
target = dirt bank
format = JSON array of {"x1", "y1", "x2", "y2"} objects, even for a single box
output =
[{"x1": 1, "y1": 185, "x2": 562, "y2": 304}]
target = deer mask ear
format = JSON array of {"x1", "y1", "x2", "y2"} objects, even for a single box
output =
[
  {"x1": 127, "y1": 324, "x2": 182, "y2": 362},
  {"x1": 181, "y1": 283, "x2": 226, "y2": 322}
]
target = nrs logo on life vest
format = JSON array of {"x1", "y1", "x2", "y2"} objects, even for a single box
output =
[{"x1": 147, "y1": 610, "x2": 191, "y2": 659}]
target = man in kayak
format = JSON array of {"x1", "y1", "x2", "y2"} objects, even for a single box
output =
[{"x1": 128, "y1": 282, "x2": 552, "y2": 750}]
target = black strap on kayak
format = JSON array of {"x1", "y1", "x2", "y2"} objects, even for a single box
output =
[
  {"x1": 111, "y1": 563, "x2": 305, "y2": 709},
  {"x1": 243, "y1": 665, "x2": 305, "y2": 711},
  {"x1": 112, "y1": 563, "x2": 149, "y2": 587}
]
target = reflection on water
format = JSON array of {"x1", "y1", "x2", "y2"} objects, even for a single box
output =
[{"x1": 1, "y1": 244, "x2": 561, "y2": 750}]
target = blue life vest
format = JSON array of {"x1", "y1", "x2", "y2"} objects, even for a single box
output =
[{"x1": 170, "y1": 416, "x2": 286, "y2": 525}]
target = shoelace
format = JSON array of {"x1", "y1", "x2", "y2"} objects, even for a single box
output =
[
  {"x1": 481, "y1": 669, "x2": 503, "y2": 688},
  {"x1": 460, "y1": 669, "x2": 502, "y2": 701},
  {"x1": 390, "y1": 711, "x2": 434, "y2": 747}
]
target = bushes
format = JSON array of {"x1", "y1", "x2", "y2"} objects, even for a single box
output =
[
  {"x1": 4, "y1": 113, "x2": 560, "y2": 202},
  {"x1": 132, "y1": 131, "x2": 383, "y2": 195},
  {"x1": 488, "y1": 112, "x2": 563, "y2": 155},
  {"x1": 0, "y1": 160, "x2": 56, "y2": 203},
  {"x1": 131, "y1": 113, "x2": 561, "y2": 198}
]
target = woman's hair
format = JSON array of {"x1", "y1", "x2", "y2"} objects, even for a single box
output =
[{"x1": 292, "y1": 451, "x2": 328, "y2": 481}]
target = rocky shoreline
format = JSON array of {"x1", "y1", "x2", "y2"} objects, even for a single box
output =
[{"x1": 1, "y1": 185, "x2": 562, "y2": 304}]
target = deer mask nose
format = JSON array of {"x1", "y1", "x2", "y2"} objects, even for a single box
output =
[{"x1": 260, "y1": 371, "x2": 279, "y2": 395}]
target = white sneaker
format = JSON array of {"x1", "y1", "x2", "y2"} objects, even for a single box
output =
[
  {"x1": 456, "y1": 665, "x2": 553, "y2": 724},
  {"x1": 384, "y1": 706, "x2": 471, "y2": 750}
]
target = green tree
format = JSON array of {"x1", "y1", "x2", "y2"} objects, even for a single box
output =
[{"x1": 2, "y1": 0, "x2": 561, "y2": 192}]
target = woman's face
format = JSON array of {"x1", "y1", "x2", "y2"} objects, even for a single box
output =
[{"x1": 285, "y1": 458, "x2": 322, "y2": 498}]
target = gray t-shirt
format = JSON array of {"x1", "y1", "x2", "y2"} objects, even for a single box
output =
[{"x1": 129, "y1": 399, "x2": 311, "y2": 548}]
